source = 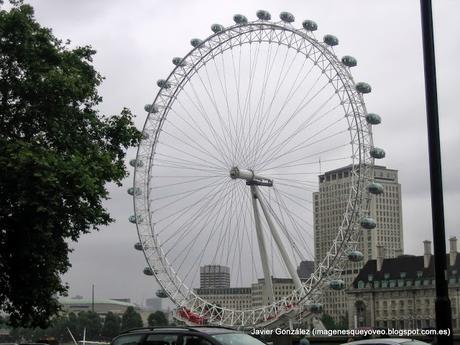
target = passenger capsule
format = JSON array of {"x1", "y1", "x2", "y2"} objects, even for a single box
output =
[
  {"x1": 256, "y1": 10, "x2": 271, "y2": 21},
  {"x1": 143, "y1": 267, "x2": 154, "y2": 276},
  {"x1": 190, "y1": 38, "x2": 203, "y2": 48},
  {"x1": 360, "y1": 217, "x2": 377, "y2": 229},
  {"x1": 233, "y1": 14, "x2": 248, "y2": 24},
  {"x1": 348, "y1": 250, "x2": 364, "y2": 262},
  {"x1": 172, "y1": 57, "x2": 187, "y2": 67},
  {"x1": 127, "y1": 187, "x2": 142, "y2": 196},
  {"x1": 144, "y1": 104, "x2": 159, "y2": 113},
  {"x1": 341, "y1": 55, "x2": 357, "y2": 67},
  {"x1": 370, "y1": 147, "x2": 386, "y2": 159},
  {"x1": 365, "y1": 113, "x2": 381, "y2": 125},
  {"x1": 129, "y1": 215, "x2": 143, "y2": 224},
  {"x1": 329, "y1": 280, "x2": 345, "y2": 290},
  {"x1": 368, "y1": 182, "x2": 384, "y2": 195},
  {"x1": 211, "y1": 24, "x2": 224, "y2": 33},
  {"x1": 309, "y1": 303, "x2": 323, "y2": 313},
  {"x1": 302, "y1": 20, "x2": 318, "y2": 31},
  {"x1": 157, "y1": 79, "x2": 171, "y2": 89},
  {"x1": 129, "y1": 159, "x2": 143, "y2": 168},
  {"x1": 323, "y1": 34, "x2": 339, "y2": 46},
  {"x1": 280, "y1": 11, "x2": 295, "y2": 23},
  {"x1": 356, "y1": 82, "x2": 372, "y2": 94},
  {"x1": 156, "y1": 289, "x2": 168, "y2": 298},
  {"x1": 134, "y1": 242, "x2": 143, "y2": 251}
]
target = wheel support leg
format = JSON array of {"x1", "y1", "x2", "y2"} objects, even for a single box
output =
[
  {"x1": 251, "y1": 186, "x2": 275, "y2": 304},
  {"x1": 253, "y1": 186, "x2": 304, "y2": 293}
]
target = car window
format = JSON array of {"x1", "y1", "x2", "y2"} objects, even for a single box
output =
[
  {"x1": 183, "y1": 336, "x2": 212, "y2": 345},
  {"x1": 113, "y1": 334, "x2": 144, "y2": 345},
  {"x1": 145, "y1": 334, "x2": 180, "y2": 345}
]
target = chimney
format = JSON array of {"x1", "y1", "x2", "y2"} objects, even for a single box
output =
[
  {"x1": 423, "y1": 240, "x2": 432, "y2": 269},
  {"x1": 450, "y1": 237, "x2": 458, "y2": 266},
  {"x1": 395, "y1": 248, "x2": 403, "y2": 257},
  {"x1": 376, "y1": 245, "x2": 384, "y2": 272}
]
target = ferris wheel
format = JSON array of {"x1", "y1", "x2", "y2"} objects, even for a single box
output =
[{"x1": 129, "y1": 10, "x2": 384, "y2": 327}]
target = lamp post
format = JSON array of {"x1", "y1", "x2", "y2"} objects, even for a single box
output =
[{"x1": 419, "y1": 0, "x2": 453, "y2": 344}]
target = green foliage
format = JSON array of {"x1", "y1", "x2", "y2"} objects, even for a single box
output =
[
  {"x1": 147, "y1": 311, "x2": 168, "y2": 327},
  {"x1": 0, "y1": 2, "x2": 141, "y2": 328},
  {"x1": 121, "y1": 307, "x2": 143, "y2": 331},
  {"x1": 101, "y1": 312, "x2": 120, "y2": 340},
  {"x1": 320, "y1": 313, "x2": 337, "y2": 330}
]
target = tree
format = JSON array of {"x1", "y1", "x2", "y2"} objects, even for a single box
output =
[
  {"x1": 320, "y1": 313, "x2": 337, "y2": 330},
  {"x1": 0, "y1": 2, "x2": 141, "y2": 328},
  {"x1": 121, "y1": 307, "x2": 143, "y2": 331},
  {"x1": 147, "y1": 311, "x2": 168, "y2": 327},
  {"x1": 101, "y1": 312, "x2": 121, "y2": 340}
]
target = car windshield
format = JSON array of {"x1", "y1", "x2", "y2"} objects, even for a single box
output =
[{"x1": 211, "y1": 333, "x2": 266, "y2": 345}]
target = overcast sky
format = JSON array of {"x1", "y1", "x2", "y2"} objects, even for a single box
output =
[{"x1": 13, "y1": 0, "x2": 460, "y2": 305}]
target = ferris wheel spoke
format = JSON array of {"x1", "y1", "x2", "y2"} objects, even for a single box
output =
[
  {"x1": 238, "y1": 41, "x2": 263, "y2": 165},
  {"x1": 169, "y1": 101, "x2": 231, "y2": 166},
  {"x1": 258, "y1": 127, "x2": 348, "y2": 171},
  {"x1": 171, "y1": 183, "x2": 236, "y2": 274},
  {"x1": 249, "y1": 46, "x2": 297, "y2": 161},
  {"x1": 256, "y1": 104, "x2": 344, "y2": 169},
  {"x1": 158, "y1": 179, "x2": 232, "y2": 244},
  {"x1": 180, "y1": 184, "x2": 238, "y2": 287},
  {"x1": 153, "y1": 153, "x2": 225, "y2": 172},
  {"x1": 163, "y1": 180, "x2": 234, "y2": 255},
  {"x1": 193, "y1": 62, "x2": 236, "y2": 158},
  {"x1": 248, "y1": 54, "x2": 314, "y2": 167},
  {"x1": 245, "y1": 41, "x2": 280, "y2": 167},
  {"x1": 161, "y1": 119, "x2": 229, "y2": 167},
  {"x1": 255, "y1": 78, "x2": 333, "y2": 165},
  {"x1": 271, "y1": 188, "x2": 314, "y2": 259},
  {"x1": 178, "y1": 78, "x2": 234, "y2": 164},
  {"x1": 155, "y1": 177, "x2": 227, "y2": 227}
]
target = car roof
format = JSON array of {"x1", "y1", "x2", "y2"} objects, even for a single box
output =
[
  {"x1": 118, "y1": 326, "x2": 238, "y2": 336},
  {"x1": 344, "y1": 339, "x2": 427, "y2": 345}
]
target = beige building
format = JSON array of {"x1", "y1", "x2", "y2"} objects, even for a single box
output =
[
  {"x1": 195, "y1": 277, "x2": 299, "y2": 310},
  {"x1": 313, "y1": 165, "x2": 403, "y2": 322},
  {"x1": 347, "y1": 238, "x2": 460, "y2": 330},
  {"x1": 194, "y1": 287, "x2": 252, "y2": 310}
]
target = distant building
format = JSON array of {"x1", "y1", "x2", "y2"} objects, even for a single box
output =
[
  {"x1": 297, "y1": 260, "x2": 314, "y2": 279},
  {"x1": 195, "y1": 287, "x2": 252, "y2": 310},
  {"x1": 200, "y1": 265, "x2": 230, "y2": 288},
  {"x1": 313, "y1": 165, "x2": 404, "y2": 322},
  {"x1": 251, "y1": 278, "x2": 297, "y2": 307},
  {"x1": 145, "y1": 297, "x2": 162, "y2": 311},
  {"x1": 59, "y1": 298, "x2": 138, "y2": 317},
  {"x1": 347, "y1": 238, "x2": 460, "y2": 330}
]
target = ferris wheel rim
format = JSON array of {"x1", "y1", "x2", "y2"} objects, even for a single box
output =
[{"x1": 132, "y1": 15, "x2": 374, "y2": 327}]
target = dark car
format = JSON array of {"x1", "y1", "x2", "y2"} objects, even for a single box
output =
[{"x1": 111, "y1": 327, "x2": 266, "y2": 345}]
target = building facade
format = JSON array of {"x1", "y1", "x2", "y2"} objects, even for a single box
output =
[
  {"x1": 347, "y1": 238, "x2": 460, "y2": 330},
  {"x1": 194, "y1": 287, "x2": 252, "y2": 310},
  {"x1": 313, "y1": 165, "x2": 403, "y2": 322},
  {"x1": 200, "y1": 265, "x2": 230, "y2": 289}
]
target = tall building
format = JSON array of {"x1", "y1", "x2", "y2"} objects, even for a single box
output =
[
  {"x1": 313, "y1": 165, "x2": 403, "y2": 322},
  {"x1": 200, "y1": 265, "x2": 230, "y2": 289}
]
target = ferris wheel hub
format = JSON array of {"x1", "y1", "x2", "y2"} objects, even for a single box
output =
[{"x1": 229, "y1": 167, "x2": 273, "y2": 187}]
